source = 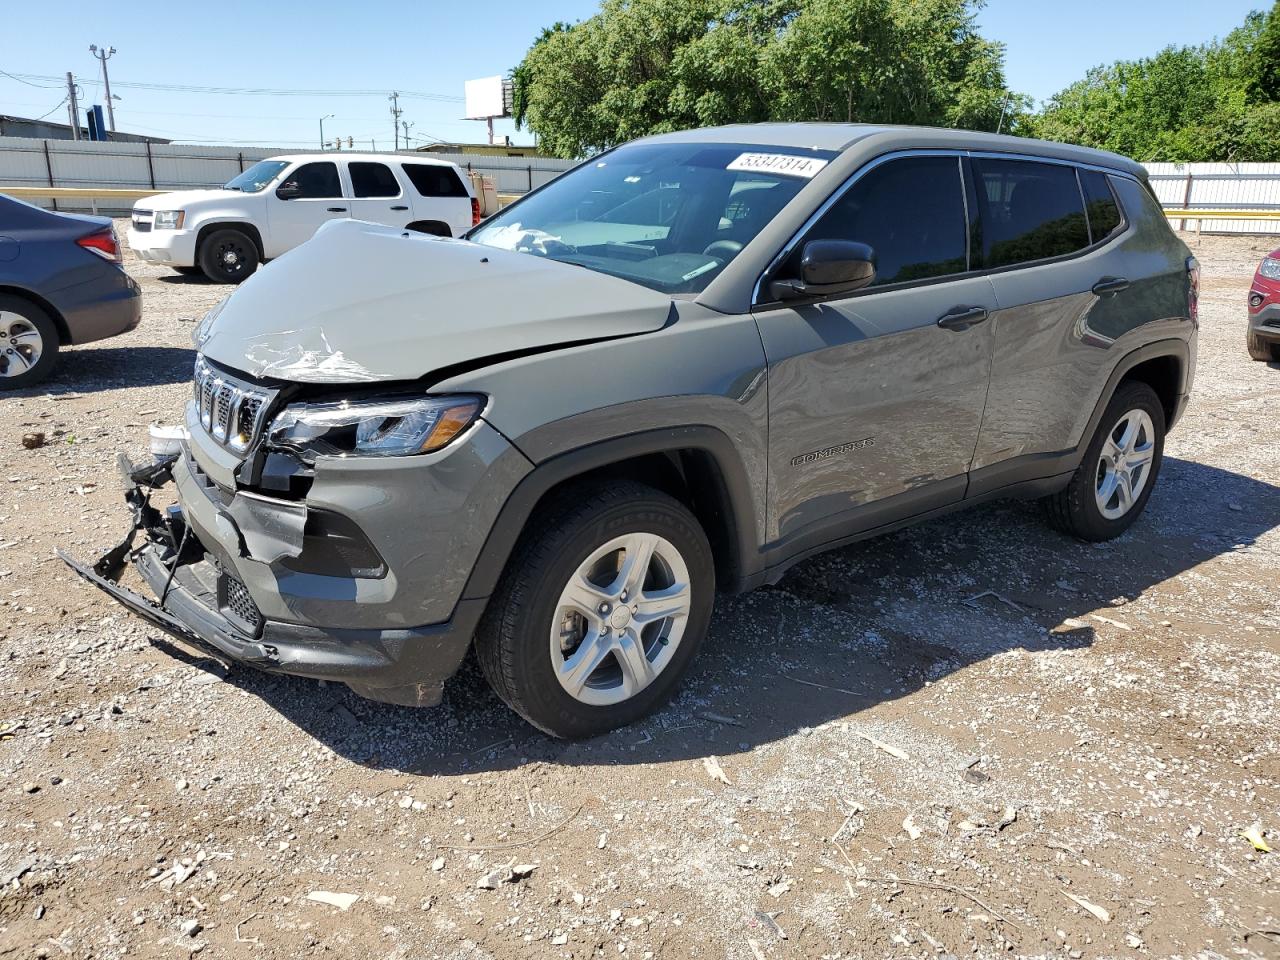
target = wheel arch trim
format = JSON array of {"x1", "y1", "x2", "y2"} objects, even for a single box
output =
[{"x1": 459, "y1": 425, "x2": 762, "y2": 604}]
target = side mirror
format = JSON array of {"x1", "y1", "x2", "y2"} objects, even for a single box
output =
[
  {"x1": 275, "y1": 181, "x2": 301, "y2": 200},
  {"x1": 770, "y1": 240, "x2": 876, "y2": 301}
]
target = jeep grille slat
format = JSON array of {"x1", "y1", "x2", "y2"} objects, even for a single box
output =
[{"x1": 192, "y1": 356, "x2": 277, "y2": 454}]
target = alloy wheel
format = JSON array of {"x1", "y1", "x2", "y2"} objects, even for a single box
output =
[
  {"x1": 549, "y1": 532, "x2": 692, "y2": 707},
  {"x1": 1094, "y1": 408, "x2": 1156, "y2": 520},
  {"x1": 0, "y1": 311, "x2": 43, "y2": 379}
]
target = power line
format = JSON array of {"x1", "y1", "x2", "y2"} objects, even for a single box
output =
[
  {"x1": 1, "y1": 71, "x2": 462, "y2": 101},
  {"x1": 31, "y1": 97, "x2": 68, "y2": 121},
  {"x1": 0, "y1": 66, "x2": 62, "y2": 88}
]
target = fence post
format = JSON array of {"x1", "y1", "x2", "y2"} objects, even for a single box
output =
[
  {"x1": 145, "y1": 140, "x2": 156, "y2": 189},
  {"x1": 42, "y1": 140, "x2": 57, "y2": 211},
  {"x1": 238, "y1": 152, "x2": 245, "y2": 172},
  {"x1": 1180, "y1": 171, "x2": 1194, "y2": 232},
  {"x1": 528, "y1": 164, "x2": 533, "y2": 192}
]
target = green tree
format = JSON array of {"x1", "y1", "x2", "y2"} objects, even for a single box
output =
[
  {"x1": 511, "y1": 0, "x2": 1022, "y2": 158},
  {"x1": 1034, "y1": 2, "x2": 1280, "y2": 161}
]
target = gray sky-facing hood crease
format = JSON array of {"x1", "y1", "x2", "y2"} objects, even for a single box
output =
[{"x1": 197, "y1": 218, "x2": 675, "y2": 384}]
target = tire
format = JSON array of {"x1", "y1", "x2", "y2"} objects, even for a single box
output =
[
  {"x1": 1043, "y1": 381, "x2": 1165, "y2": 542},
  {"x1": 1247, "y1": 330, "x2": 1279, "y2": 362},
  {"x1": 475, "y1": 480, "x2": 715, "y2": 739},
  {"x1": 0, "y1": 294, "x2": 59, "y2": 390},
  {"x1": 198, "y1": 228, "x2": 260, "y2": 284}
]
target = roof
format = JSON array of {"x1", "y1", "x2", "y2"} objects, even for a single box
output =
[
  {"x1": 634, "y1": 123, "x2": 1146, "y2": 177},
  {"x1": 267, "y1": 152, "x2": 458, "y2": 166}
]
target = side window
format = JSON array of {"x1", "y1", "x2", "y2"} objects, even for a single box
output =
[
  {"x1": 1080, "y1": 170, "x2": 1124, "y2": 243},
  {"x1": 972, "y1": 159, "x2": 1089, "y2": 268},
  {"x1": 402, "y1": 164, "x2": 469, "y2": 198},
  {"x1": 795, "y1": 156, "x2": 967, "y2": 287},
  {"x1": 281, "y1": 162, "x2": 341, "y2": 199},
  {"x1": 349, "y1": 162, "x2": 401, "y2": 198}
]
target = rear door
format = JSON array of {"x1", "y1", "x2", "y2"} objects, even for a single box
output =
[
  {"x1": 348, "y1": 160, "x2": 412, "y2": 228},
  {"x1": 755, "y1": 153, "x2": 998, "y2": 549},
  {"x1": 400, "y1": 162, "x2": 472, "y2": 236},
  {"x1": 267, "y1": 160, "x2": 349, "y2": 254},
  {"x1": 967, "y1": 157, "x2": 1126, "y2": 489}
]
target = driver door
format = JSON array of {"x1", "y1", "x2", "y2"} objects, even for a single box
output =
[
  {"x1": 755, "y1": 153, "x2": 997, "y2": 548},
  {"x1": 268, "y1": 161, "x2": 350, "y2": 255}
]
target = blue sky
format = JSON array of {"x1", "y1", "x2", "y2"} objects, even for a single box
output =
[{"x1": 0, "y1": 0, "x2": 1266, "y2": 148}]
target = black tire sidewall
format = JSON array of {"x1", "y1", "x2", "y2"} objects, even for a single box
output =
[
  {"x1": 486, "y1": 490, "x2": 715, "y2": 739},
  {"x1": 1068, "y1": 382, "x2": 1166, "y2": 540},
  {"x1": 199, "y1": 229, "x2": 259, "y2": 284},
  {"x1": 0, "y1": 294, "x2": 59, "y2": 390}
]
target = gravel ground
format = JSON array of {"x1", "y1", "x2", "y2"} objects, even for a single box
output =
[{"x1": 0, "y1": 226, "x2": 1277, "y2": 960}]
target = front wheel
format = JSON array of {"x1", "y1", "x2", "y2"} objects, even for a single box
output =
[
  {"x1": 475, "y1": 481, "x2": 715, "y2": 738},
  {"x1": 1043, "y1": 381, "x2": 1165, "y2": 541},
  {"x1": 198, "y1": 228, "x2": 259, "y2": 284}
]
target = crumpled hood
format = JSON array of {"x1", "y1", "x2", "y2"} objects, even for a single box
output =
[
  {"x1": 135, "y1": 189, "x2": 241, "y2": 210},
  {"x1": 198, "y1": 219, "x2": 676, "y2": 383}
]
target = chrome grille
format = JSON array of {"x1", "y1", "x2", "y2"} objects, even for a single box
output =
[
  {"x1": 192, "y1": 356, "x2": 276, "y2": 453},
  {"x1": 131, "y1": 211, "x2": 152, "y2": 233}
]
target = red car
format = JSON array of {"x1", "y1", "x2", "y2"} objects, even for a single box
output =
[{"x1": 1248, "y1": 247, "x2": 1280, "y2": 361}]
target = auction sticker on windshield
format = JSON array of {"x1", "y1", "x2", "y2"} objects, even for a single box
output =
[{"x1": 726, "y1": 153, "x2": 829, "y2": 178}]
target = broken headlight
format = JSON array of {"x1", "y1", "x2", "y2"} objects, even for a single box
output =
[{"x1": 266, "y1": 395, "x2": 482, "y2": 464}]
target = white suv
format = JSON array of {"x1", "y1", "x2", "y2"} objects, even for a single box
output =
[{"x1": 128, "y1": 153, "x2": 479, "y2": 283}]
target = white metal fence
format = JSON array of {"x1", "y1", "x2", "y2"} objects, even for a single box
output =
[
  {"x1": 3, "y1": 138, "x2": 1278, "y2": 234},
  {"x1": 0, "y1": 136, "x2": 576, "y2": 212},
  {"x1": 1146, "y1": 162, "x2": 1280, "y2": 235}
]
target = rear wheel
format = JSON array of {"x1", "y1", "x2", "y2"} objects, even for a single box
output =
[
  {"x1": 475, "y1": 481, "x2": 715, "y2": 738},
  {"x1": 1247, "y1": 330, "x2": 1279, "y2": 361},
  {"x1": 1043, "y1": 381, "x2": 1165, "y2": 541},
  {"x1": 0, "y1": 294, "x2": 59, "y2": 390},
  {"x1": 198, "y1": 228, "x2": 259, "y2": 284}
]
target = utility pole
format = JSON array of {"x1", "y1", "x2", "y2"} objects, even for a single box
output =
[
  {"x1": 388, "y1": 91, "x2": 402, "y2": 151},
  {"x1": 88, "y1": 44, "x2": 117, "y2": 133},
  {"x1": 65, "y1": 72, "x2": 81, "y2": 140},
  {"x1": 319, "y1": 113, "x2": 333, "y2": 151}
]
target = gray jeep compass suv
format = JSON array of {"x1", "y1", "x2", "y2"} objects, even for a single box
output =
[{"x1": 64, "y1": 124, "x2": 1198, "y2": 738}]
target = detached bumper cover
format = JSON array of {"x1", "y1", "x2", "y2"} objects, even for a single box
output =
[{"x1": 58, "y1": 459, "x2": 481, "y2": 707}]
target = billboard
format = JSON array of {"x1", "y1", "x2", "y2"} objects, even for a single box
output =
[{"x1": 464, "y1": 76, "x2": 512, "y2": 120}]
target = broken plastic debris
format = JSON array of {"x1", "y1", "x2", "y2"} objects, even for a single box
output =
[
  {"x1": 1064, "y1": 892, "x2": 1111, "y2": 923},
  {"x1": 854, "y1": 732, "x2": 910, "y2": 761},
  {"x1": 1241, "y1": 824, "x2": 1272, "y2": 853},
  {"x1": 306, "y1": 891, "x2": 359, "y2": 911},
  {"x1": 1089, "y1": 613, "x2": 1132, "y2": 630},
  {"x1": 702, "y1": 755, "x2": 731, "y2": 785}
]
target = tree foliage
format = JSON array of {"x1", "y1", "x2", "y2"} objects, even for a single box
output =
[
  {"x1": 1033, "y1": 2, "x2": 1280, "y2": 161},
  {"x1": 511, "y1": 0, "x2": 1024, "y2": 158}
]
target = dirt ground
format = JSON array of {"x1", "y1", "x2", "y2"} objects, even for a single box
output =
[{"x1": 1, "y1": 226, "x2": 1277, "y2": 960}]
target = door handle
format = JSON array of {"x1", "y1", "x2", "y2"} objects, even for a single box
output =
[
  {"x1": 937, "y1": 306, "x2": 989, "y2": 331},
  {"x1": 390, "y1": 205, "x2": 409, "y2": 211},
  {"x1": 1092, "y1": 276, "x2": 1130, "y2": 295},
  {"x1": 327, "y1": 206, "x2": 348, "y2": 213}
]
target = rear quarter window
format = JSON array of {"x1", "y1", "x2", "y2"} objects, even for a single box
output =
[
  {"x1": 972, "y1": 158, "x2": 1090, "y2": 268},
  {"x1": 1080, "y1": 170, "x2": 1124, "y2": 242},
  {"x1": 402, "y1": 164, "x2": 469, "y2": 198}
]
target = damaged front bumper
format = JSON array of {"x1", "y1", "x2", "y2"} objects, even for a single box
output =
[{"x1": 59, "y1": 455, "x2": 483, "y2": 707}]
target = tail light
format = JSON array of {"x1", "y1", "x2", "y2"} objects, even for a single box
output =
[
  {"x1": 1186, "y1": 256, "x2": 1199, "y2": 323},
  {"x1": 77, "y1": 227, "x2": 122, "y2": 263},
  {"x1": 471, "y1": 197, "x2": 482, "y2": 227}
]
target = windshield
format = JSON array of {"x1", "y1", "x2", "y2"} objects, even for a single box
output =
[
  {"x1": 470, "y1": 142, "x2": 836, "y2": 294},
  {"x1": 223, "y1": 159, "x2": 289, "y2": 193}
]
